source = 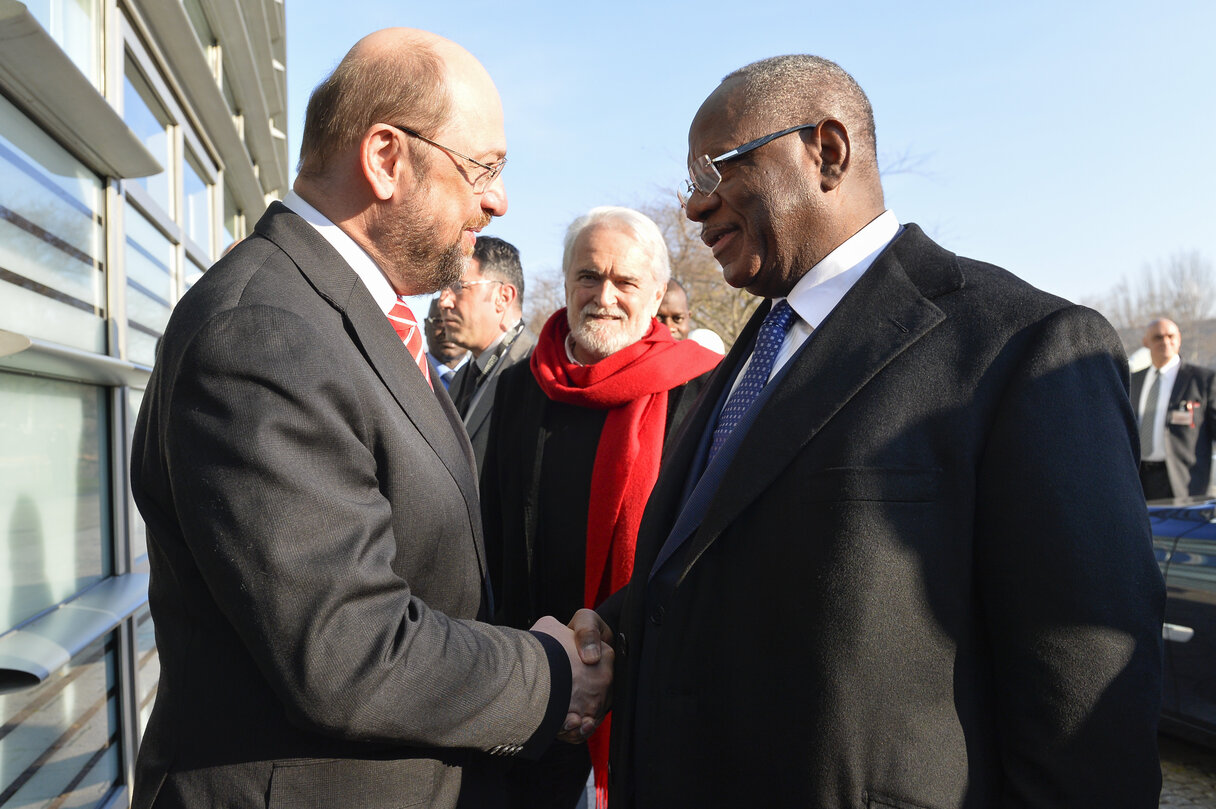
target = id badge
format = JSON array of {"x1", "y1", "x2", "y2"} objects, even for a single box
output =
[{"x1": 1169, "y1": 401, "x2": 1196, "y2": 427}]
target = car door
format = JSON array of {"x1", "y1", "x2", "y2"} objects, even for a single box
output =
[{"x1": 1158, "y1": 505, "x2": 1216, "y2": 736}]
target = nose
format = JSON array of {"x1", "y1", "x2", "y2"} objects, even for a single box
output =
[
  {"x1": 437, "y1": 289, "x2": 456, "y2": 309},
  {"x1": 595, "y1": 281, "x2": 618, "y2": 308},
  {"x1": 682, "y1": 188, "x2": 717, "y2": 222},
  {"x1": 480, "y1": 175, "x2": 507, "y2": 217}
]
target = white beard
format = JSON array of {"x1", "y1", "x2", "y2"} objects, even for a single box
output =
[{"x1": 568, "y1": 304, "x2": 650, "y2": 360}]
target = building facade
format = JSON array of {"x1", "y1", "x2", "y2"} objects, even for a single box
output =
[{"x1": 0, "y1": 0, "x2": 288, "y2": 805}]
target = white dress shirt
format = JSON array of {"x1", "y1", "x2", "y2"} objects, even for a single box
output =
[
  {"x1": 730, "y1": 209, "x2": 901, "y2": 393},
  {"x1": 281, "y1": 191, "x2": 398, "y2": 316},
  {"x1": 1138, "y1": 355, "x2": 1180, "y2": 461}
]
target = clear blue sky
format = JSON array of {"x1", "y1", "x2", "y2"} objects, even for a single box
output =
[{"x1": 285, "y1": 1, "x2": 1215, "y2": 309}]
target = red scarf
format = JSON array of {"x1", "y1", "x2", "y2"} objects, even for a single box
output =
[{"x1": 530, "y1": 308, "x2": 721, "y2": 807}]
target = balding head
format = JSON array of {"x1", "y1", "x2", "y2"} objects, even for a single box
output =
[
  {"x1": 298, "y1": 29, "x2": 450, "y2": 180},
  {"x1": 721, "y1": 55, "x2": 879, "y2": 182},
  {"x1": 1143, "y1": 318, "x2": 1182, "y2": 369},
  {"x1": 290, "y1": 29, "x2": 507, "y2": 298}
]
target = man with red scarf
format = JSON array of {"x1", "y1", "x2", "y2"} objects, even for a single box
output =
[{"x1": 480, "y1": 206, "x2": 721, "y2": 809}]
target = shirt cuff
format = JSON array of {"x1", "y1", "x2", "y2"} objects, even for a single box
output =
[{"x1": 520, "y1": 630, "x2": 572, "y2": 759}]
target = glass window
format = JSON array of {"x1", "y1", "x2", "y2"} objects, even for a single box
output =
[
  {"x1": 182, "y1": 155, "x2": 211, "y2": 257},
  {"x1": 127, "y1": 388, "x2": 147, "y2": 572},
  {"x1": 183, "y1": 257, "x2": 206, "y2": 291},
  {"x1": 123, "y1": 207, "x2": 174, "y2": 367},
  {"x1": 0, "y1": 634, "x2": 123, "y2": 807},
  {"x1": 133, "y1": 605, "x2": 158, "y2": 733},
  {"x1": 24, "y1": 0, "x2": 102, "y2": 89},
  {"x1": 123, "y1": 68, "x2": 172, "y2": 217},
  {"x1": 0, "y1": 372, "x2": 110, "y2": 634},
  {"x1": 0, "y1": 95, "x2": 106, "y2": 354}
]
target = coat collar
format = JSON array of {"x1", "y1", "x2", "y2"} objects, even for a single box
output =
[
  {"x1": 652, "y1": 224, "x2": 961, "y2": 581},
  {"x1": 252, "y1": 202, "x2": 482, "y2": 552}
]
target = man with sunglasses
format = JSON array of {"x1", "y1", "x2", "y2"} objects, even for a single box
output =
[
  {"x1": 439, "y1": 235, "x2": 535, "y2": 470},
  {"x1": 130, "y1": 28, "x2": 611, "y2": 809},
  {"x1": 601, "y1": 55, "x2": 1164, "y2": 807}
]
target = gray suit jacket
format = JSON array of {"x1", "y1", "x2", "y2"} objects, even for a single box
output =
[
  {"x1": 1131, "y1": 361, "x2": 1216, "y2": 498},
  {"x1": 130, "y1": 202, "x2": 567, "y2": 809},
  {"x1": 452, "y1": 326, "x2": 536, "y2": 472}
]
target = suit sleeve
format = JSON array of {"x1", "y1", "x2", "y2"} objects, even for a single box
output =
[
  {"x1": 974, "y1": 305, "x2": 1164, "y2": 805},
  {"x1": 161, "y1": 303, "x2": 566, "y2": 755}
]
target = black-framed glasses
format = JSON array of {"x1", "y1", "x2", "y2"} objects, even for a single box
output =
[
  {"x1": 387, "y1": 124, "x2": 507, "y2": 193},
  {"x1": 442, "y1": 278, "x2": 503, "y2": 297},
  {"x1": 677, "y1": 121, "x2": 822, "y2": 207}
]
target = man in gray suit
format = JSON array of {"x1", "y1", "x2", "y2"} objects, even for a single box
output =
[
  {"x1": 441, "y1": 235, "x2": 535, "y2": 470},
  {"x1": 130, "y1": 27, "x2": 609, "y2": 809},
  {"x1": 1131, "y1": 317, "x2": 1216, "y2": 500}
]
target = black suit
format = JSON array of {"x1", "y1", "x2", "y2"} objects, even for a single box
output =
[
  {"x1": 451, "y1": 326, "x2": 536, "y2": 472},
  {"x1": 606, "y1": 225, "x2": 1165, "y2": 808},
  {"x1": 481, "y1": 359, "x2": 709, "y2": 630},
  {"x1": 1130, "y1": 361, "x2": 1216, "y2": 498},
  {"x1": 131, "y1": 202, "x2": 567, "y2": 809}
]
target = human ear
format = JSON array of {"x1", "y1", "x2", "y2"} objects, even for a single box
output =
[
  {"x1": 812, "y1": 118, "x2": 851, "y2": 191},
  {"x1": 496, "y1": 282, "x2": 517, "y2": 313},
  {"x1": 360, "y1": 125, "x2": 412, "y2": 201}
]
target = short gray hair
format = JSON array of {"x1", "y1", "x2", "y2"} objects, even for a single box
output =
[
  {"x1": 561, "y1": 206, "x2": 671, "y2": 286},
  {"x1": 722, "y1": 54, "x2": 878, "y2": 173}
]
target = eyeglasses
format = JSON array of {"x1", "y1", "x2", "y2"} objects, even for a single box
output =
[
  {"x1": 442, "y1": 278, "x2": 503, "y2": 296},
  {"x1": 387, "y1": 124, "x2": 507, "y2": 193},
  {"x1": 677, "y1": 121, "x2": 822, "y2": 207}
]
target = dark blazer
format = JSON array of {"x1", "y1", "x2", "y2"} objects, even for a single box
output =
[
  {"x1": 481, "y1": 359, "x2": 709, "y2": 630},
  {"x1": 130, "y1": 202, "x2": 567, "y2": 809},
  {"x1": 451, "y1": 326, "x2": 537, "y2": 472},
  {"x1": 606, "y1": 225, "x2": 1165, "y2": 808},
  {"x1": 1130, "y1": 361, "x2": 1216, "y2": 498}
]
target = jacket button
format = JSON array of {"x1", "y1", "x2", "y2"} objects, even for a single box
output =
[
  {"x1": 617, "y1": 632, "x2": 629, "y2": 656},
  {"x1": 649, "y1": 605, "x2": 664, "y2": 625}
]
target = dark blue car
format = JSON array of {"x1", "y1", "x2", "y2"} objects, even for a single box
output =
[{"x1": 1152, "y1": 499, "x2": 1216, "y2": 745}]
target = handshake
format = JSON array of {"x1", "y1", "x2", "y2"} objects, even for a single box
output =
[{"x1": 532, "y1": 609, "x2": 613, "y2": 744}]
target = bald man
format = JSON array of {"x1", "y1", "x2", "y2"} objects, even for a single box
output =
[
  {"x1": 656, "y1": 278, "x2": 691, "y2": 340},
  {"x1": 1131, "y1": 317, "x2": 1216, "y2": 500},
  {"x1": 131, "y1": 29, "x2": 609, "y2": 809}
]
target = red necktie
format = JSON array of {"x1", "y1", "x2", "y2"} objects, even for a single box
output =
[{"x1": 386, "y1": 298, "x2": 433, "y2": 390}]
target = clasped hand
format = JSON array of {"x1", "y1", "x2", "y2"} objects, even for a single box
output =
[{"x1": 531, "y1": 608, "x2": 613, "y2": 744}]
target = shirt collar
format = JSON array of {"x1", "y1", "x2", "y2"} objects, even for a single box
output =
[
  {"x1": 281, "y1": 190, "x2": 398, "y2": 315},
  {"x1": 476, "y1": 319, "x2": 523, "y2": 370},
  {"x1": 1152, "y1": 355, "x2": 1181, "y2": 375},
  {"x1": 782, "y1": 209, "x2": 901, "y2": 329}
]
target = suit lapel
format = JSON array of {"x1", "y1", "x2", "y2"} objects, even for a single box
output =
[
  {"x1": 633, "y1": 308, "x2": 763, "y2": 579},
  {"x1": 254, "y1": 204, "x2": 483, "y2": 556},
  {"x1": 1129, "y1": 368, "x2": 1146, "y2": 409},
  {"x1": 667, "y1": 228, "x2": 956, "y2": 580},
  {"x1": 464, "y1": 330, "x2": 535, "y2": 438},
  {"x1": 1170, "y1": 363, "x2": 1195, "y2": 405}
]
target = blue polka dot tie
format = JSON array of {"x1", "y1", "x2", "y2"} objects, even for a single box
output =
[{"x1": 708, "y1": 300, "x2": 797, "y2": 463}]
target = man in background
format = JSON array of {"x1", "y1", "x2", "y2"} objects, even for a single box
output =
[
  {"x1": 1131, "y1": 317, "x2": 1216, "y2": 500},
  {"x1": 440, "y1": 235, "x2": 534, "y2": 469},
  {"x1": 425, "y1": 296, "x2": 469, "y2": 390},
  {"x1": 655, "y1": 278, "x2": 690, "y2": 340},
  {"x1": 131, "y1": 28, "x2": 609, "y2": 809},
  {"x1": 481, "y1": 206, "x2": 720, "y2": 808}
]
